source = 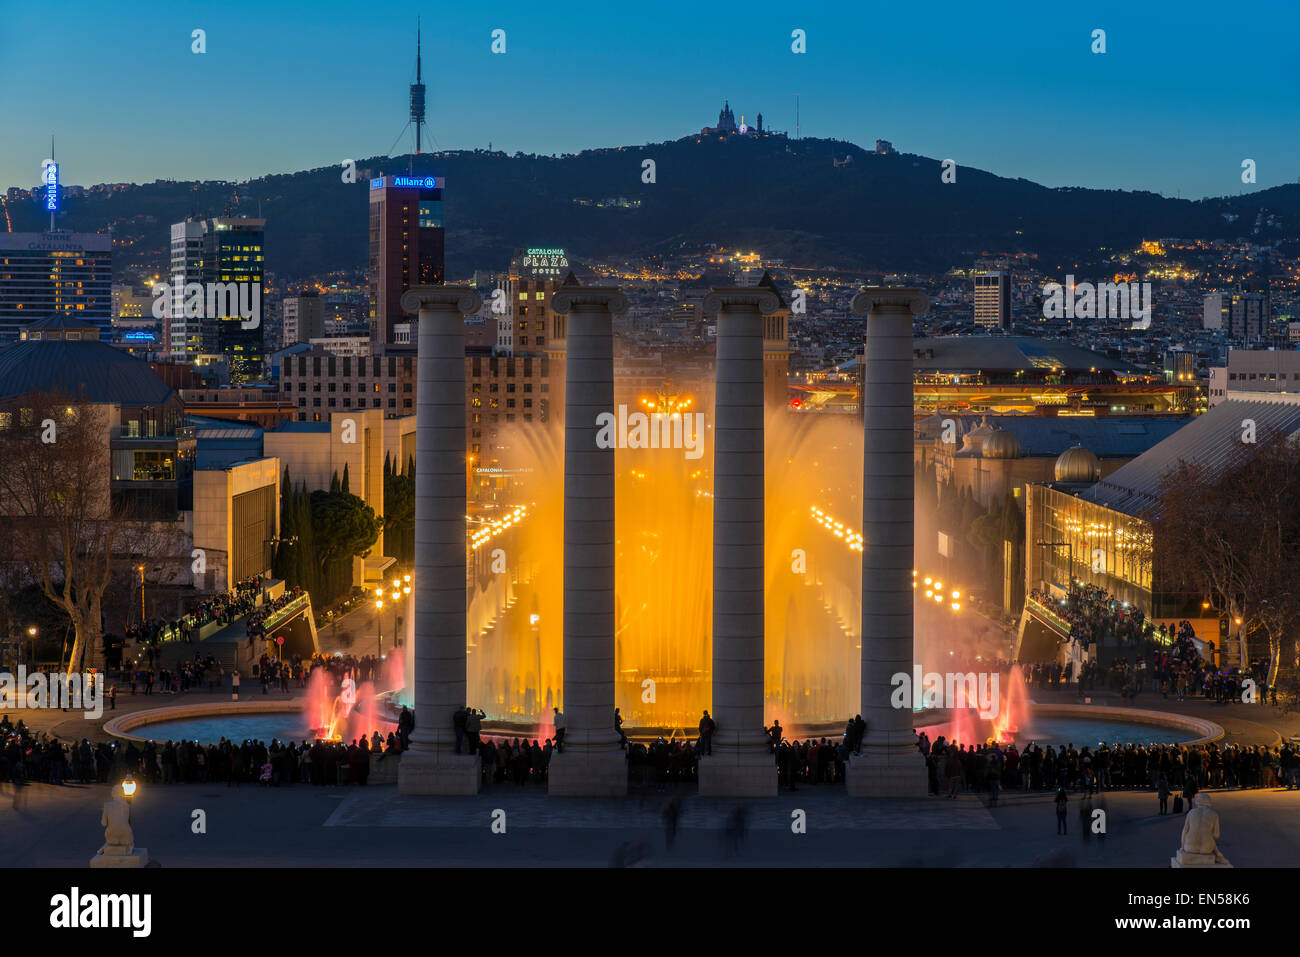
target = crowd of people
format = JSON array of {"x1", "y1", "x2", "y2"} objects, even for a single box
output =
[
  {"x1": 1025, "y1": 586, "x2": 1283, "y2": 706},
  {"x1": 243, "y1": 586, "x2": 305, "y2": 645},
  {"x1": 1031, "y1": 584, "x2": 1155, "y2": 651},
  {"x1": 128, "y1": 576, "x2": 269, "y2": 654},
  {"x1": 304, "y1": 652, "x2": 386, "y2": 687},
  {"x1": 0, "y1": 711, "x2": 406, "y2": 788},
  {"x1": 1, "y1": 717, "x2": 119, "y2": 786},
  {"x1": 919, "y1": 732, "x2": 1300, "y2": 800}
]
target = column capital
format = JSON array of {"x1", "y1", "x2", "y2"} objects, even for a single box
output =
[
  {"x1": 400, "y1": 285, "x2": 482, "y2": 316},
  {"x1": 551, "y1": 286, "x2": 628, "y2": 316},
  {"x1": 850, "y1": 287, "x2": 929, "y2": 318},
  {"x1": 703, "y1": 286, "x2": 781, "y2": 316}
]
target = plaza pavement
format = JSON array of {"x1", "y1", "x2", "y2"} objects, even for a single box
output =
[{"x1": 2, "y1": 776, "x2": 1297, "y2": 868}]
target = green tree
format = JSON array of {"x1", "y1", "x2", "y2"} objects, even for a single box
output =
[
  {"x1": 308, "y1": 487, "x2": 382, "y2": 605},
  {"x1": 383, "y1": 454, "x2": 415, "y2": 564},
  {"x1": 273, "y1": 468, "x2": 298, "y2": 584}
]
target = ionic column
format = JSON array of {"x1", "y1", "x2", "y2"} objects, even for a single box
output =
[
  {"x1": 397, "y1": 285, "x2": 483, "y2": 795},
  {"x1": 698, "y1": 287, "x2": 779, "y2": 797},
  {"x1": 547, "y1": 282, "x2": 629, "y2": 796},
  {"x1": 847, "y1": 287, "x2": 930, "y2": 797}
]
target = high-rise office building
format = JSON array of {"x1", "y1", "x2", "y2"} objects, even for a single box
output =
[
  {"x1": 1230, "y1": 292, "x2": 1270, "y2": 342},
  {"x1": 0, "y1": 231, "x2": 112, "y2": 345},
  {"x1": 1202, "y1": 292, "x2": 1228, "y2": 330},
  {"x1": 283, "y1": 294, "x2": 326, "y2": 345},
  {"x1": 167, "y1": 217, "x2": 266, "y2": 383},
  {"x1": 368, "y1": 174, "x2": 445, "y2": 348},
  {"x1": 973, "y1": 270, "x2": 1012, "y2": 330}
]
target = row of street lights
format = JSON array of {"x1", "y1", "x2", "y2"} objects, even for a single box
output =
[
  {"x1": 375, "y1": 574, "x2": 411, "y2": 656},
  {"x1": 913, "y1": 570, "x2": 962, "y2": 612}
]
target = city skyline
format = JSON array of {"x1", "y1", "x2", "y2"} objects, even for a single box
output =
[{"x1": 2, "y1": 0, "x2": 1297, "y2": 199}]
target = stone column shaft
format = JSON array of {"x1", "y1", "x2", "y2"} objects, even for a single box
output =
[
  {"x1": 398, "y1": 286, "x2": 482, "y2": 795},
  {"x1": 699, "y1": 287, "x2": 779, "y2": 797},
  {"x1": 548, "y1": 285, "x2": 628, "y2": 796},
  {"x1": 847, "y1": 287, "x2": 929, "y2": 797}
]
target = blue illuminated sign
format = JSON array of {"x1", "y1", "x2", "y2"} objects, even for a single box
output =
[
  {"x1": 45, "y1": 162, "x2": 58, "y2": 211},
  {"x1": 123, "y1": 331, "x2": 155, "y2": 341},
  {"x1": 370, "y1": 175, "x2": 440, "y2": 190}
]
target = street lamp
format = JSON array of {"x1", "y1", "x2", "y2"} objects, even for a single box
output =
[
  {"x1": 391, "y1": 589, "x2": 403, "y2": 650},
  {"x1": 375, "y1": 596, "x2": 384, "y2": 656}
]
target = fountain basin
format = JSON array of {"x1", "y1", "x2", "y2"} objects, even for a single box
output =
[
  {"x1": 103, "y1": 701, "x2": 392, "y2": 746},
  {"x1": 916, "y1": 704, "x2": 1223, "y2": 748}
]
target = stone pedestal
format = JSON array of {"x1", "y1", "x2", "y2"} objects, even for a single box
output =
[
  {"x1": 698, "y1": 287, "x2": 781, "y2": 798},
  {"x1": 397, "y1": 750, "x2": 481, "y2": 796},
  {"x1": 548, "y1": 733, "x2": 628, "y2": 796},
  {"x1": 847, "y1": 288, "x2": 930, "y2": 797},
  {"x1": 1170, "y1": 849, "x2": 1233, "y2": 868},
  {"x1": 698, "y1": 734, "x2": 778, "y2": 797},
  {"x1": 397, "y1": 286, "x2": 482, "y2": 796},
  {"x1": 845, "y1": 733, "x2": 929, "y2": 797},
  {"x1": 90, "y1": 848, "x2": 149, "y2": 869},
  {"x1": 548, "y1": 282, "x2": 629, "y2": 796}
]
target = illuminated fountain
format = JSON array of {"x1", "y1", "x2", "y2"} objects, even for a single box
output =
[
  {"x1": 305, "y1": 668, "x2": 396, "y2": 743},
  {"x1": 913, "y1": 663, "x2": 1215, "y2": 749},
  {"x1": 406, "y1": 367, "x2": 874, "y2": 735}
]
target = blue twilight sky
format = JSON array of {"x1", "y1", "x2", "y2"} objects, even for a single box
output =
[{"x1": 1, "y1": 0, "x2": 1296, "y2": 198}]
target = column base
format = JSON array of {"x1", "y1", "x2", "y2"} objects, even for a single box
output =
[
  {"x1": 698, "y1": 750, "x2": 778, "y2": 797},
  {"x1": 397, "y1": 748, "x2": 480, "y2": 795},
  {"x1": 547, "y1": 748, "x2": 628, "y2": 796},
  {"x1": 846, "y1": 745, "x2": 929, "y2": 797}
]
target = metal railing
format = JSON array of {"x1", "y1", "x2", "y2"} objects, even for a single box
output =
[{"x1": 1025, "y1": 596, "x2": 1072, "y2": 637}]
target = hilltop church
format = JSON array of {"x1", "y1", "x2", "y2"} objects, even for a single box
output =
[{"x1": 700, "y1": 101, "x2": 766, "y2": 137}]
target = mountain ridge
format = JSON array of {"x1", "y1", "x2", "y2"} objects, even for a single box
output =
[{"x1": 7, "y1": 135, "x2": 1296, "y2": 281}]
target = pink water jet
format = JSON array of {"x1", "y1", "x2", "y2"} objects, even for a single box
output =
[
  {"x1": 917, "y1": 666, "x2": 1032, "y2": 747},
  {"x1": 305, "y1": 668, "x2": 333, "y2": 736},
  {"x1": 992, "y1": 664, "x2": 1029, "y2": 744},
  {"x1": 381, "y1": 653, "x2": 405, "y2": 695}
]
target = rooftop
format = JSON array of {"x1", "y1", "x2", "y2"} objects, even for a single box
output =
[
  {"x1": 0, "y1": 318, "x2": 174, "y2": 406},
  {"x1": 920, "y1": 414, "x2": 1189, "y2": 458},
  {"x1": 1082, "y1": 396, "x2": 1300, "y2": 515},
  {"x1": 911, "y1": 336, "x2": 1143, "y2": 375}
]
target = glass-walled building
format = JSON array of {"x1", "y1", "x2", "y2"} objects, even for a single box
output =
[
  {"x1": 1026, "y1": 395, "x2": 1300, "y2": 620},
  {"x1": 1025, "y1": 483, "x2": 1154, "y2": 610}
]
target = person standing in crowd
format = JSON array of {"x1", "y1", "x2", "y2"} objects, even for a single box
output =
[
  {"x1": 1055, "y1": 786, "x2": 1069, "y2": 834},
  {"x1": 552, "y1": 707, "x2": 565, "y2": 751},
  {"x1": 698, "y1": 710, "x2": 715, "y2": 755}
]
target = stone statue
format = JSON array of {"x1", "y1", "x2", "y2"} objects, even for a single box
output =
[
  {"x1": 98, "y1": 794, "x2": 135, "y2": 855},
  {"x1": 1171, "y1": 793, "x2": 1231, "y2": 867},
  {"x1": 90, "y1": 792, "x2": 148, "y2": 868}
]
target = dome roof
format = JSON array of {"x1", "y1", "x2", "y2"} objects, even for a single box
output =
[
  {"x1": 0, "y1": 337, "x2": 174, "y2": 407},
  {"x1": 981, "y1": 426, "x2": 1021, "y2": 459},
  {"x1": 1055, "y1": 445, "x2": 1101, "y2": 483}
]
